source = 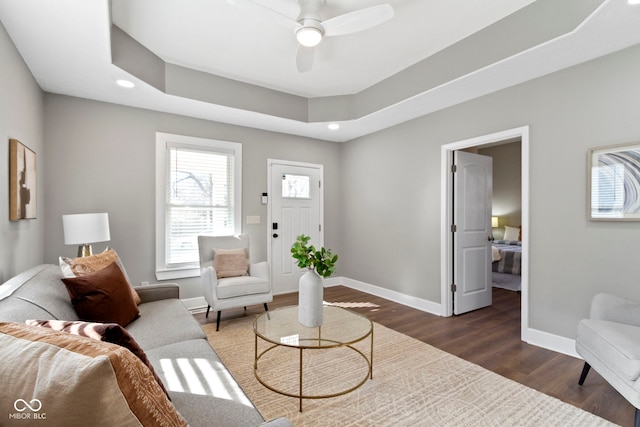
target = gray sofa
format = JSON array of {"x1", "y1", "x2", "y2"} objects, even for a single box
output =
[{"x1": 0, "y1": 264, "x2": 292, "y2": 427}]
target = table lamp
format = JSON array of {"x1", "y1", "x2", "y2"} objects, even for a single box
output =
[{"x1": 62, "y1": 213, "x2": 110, "y2": 257}]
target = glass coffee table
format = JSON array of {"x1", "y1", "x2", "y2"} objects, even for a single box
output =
[{"x1": 253, "y1": 305, "x2": 373, "y2": 411}]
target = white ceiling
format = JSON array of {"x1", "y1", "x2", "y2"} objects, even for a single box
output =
[
  {"x1": 110, "y1": 0, "x2": 536, "y2": 98},
  {"x1": 1, "y1": 0, "x2": 639, "y2": 142}
]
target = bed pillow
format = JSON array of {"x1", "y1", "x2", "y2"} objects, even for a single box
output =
[
  {"x1": 59, "y1": 248, "x2": 141, "y2": 305},
  {"x1": 504, "y1": 225, "x2": 520, "y2": 241},
  {"x1": 62, "y1": 262, "x2": 140, "y2": 327},
  {"x1": 25, "y1": 319, "x2": 169, "y2": 398},
  {"x1": 213, "y1": 248, "x2": 249, "y2": 279},
  {"x1": 0, "y1": 322, "x2": 185, "y2": 427}
]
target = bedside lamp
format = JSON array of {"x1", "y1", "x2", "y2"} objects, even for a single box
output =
[
  {"x1": 62, "y1": 213, "x2": 110, "y2": 257},
  {"x1": 491, "y1": 216, "x2": 499, "y2": 228}
]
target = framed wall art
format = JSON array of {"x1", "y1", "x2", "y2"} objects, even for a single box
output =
[
  {"x1": 9, "y1": 138, "x2": 37, "y2": 220},
  {"x1": 588, "y1": 142, "x2": 640, "y2": 221}
]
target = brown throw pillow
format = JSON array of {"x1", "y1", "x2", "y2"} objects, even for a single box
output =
[
  {"x1": 62, "y1": 262, "x2": 140, "y2": 327},
  {"x1": 59, "y1": 248, "x2": 141, "y2": 305},
  {"x1": 25, "y1": 319, "x2": 169, "y2": 399},
  {"x1": 213, "y1": 248, "x2": 249, "y2": 279}
]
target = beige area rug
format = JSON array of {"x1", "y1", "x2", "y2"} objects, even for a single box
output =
[{"x1": 204, "y1": 316, "x2": 615, "y2": 427}]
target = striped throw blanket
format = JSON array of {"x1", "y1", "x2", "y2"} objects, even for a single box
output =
[{"x1": 492, "y1": 240, "x2": 522, "y2": 275}]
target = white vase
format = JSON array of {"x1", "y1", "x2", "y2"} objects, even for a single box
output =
[{"x1": 298, "y1": 269, "x2": 324, "y2": 327}]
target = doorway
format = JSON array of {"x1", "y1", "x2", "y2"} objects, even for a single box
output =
[
  {"x1": 267, "y1": 159, "x2": 324, "y2": 295},
  {"x1": 441, "y1": 126, "x2": 530, "y2": 341}
]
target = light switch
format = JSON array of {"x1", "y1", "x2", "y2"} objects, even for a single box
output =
[{"x1": 247, "y1": 215, "x2": 261, "y2": 225}]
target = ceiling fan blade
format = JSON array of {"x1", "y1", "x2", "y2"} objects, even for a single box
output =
[
  {"x1": 296, "y1": 46, "x2": 315, "y2": 73},
  {"x1": 322, "y1": 4, "x2": 394, "y2": 37}
]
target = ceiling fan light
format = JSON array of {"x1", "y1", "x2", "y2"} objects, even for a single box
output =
[{"x1": 296, "y1": 26, "x2": 323, "y2": 47}]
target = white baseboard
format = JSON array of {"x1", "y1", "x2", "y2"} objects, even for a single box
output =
[
  {"x1": 524, "y1": 328, "x2": 580, "y2": 359},
  {"x1": 182, "y1": 296, "x2": 207, "y2": 314},
  {"x1": 336, "y1": 276, "x2": 580, "y2": 359},
  {"x1": 336, "y1": 276, "x2": 442, "y2": 315}
]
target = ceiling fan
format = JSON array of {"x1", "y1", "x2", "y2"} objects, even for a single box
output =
[{"x1": 231, "y1": 0, "x2": 394, "y2": 72}]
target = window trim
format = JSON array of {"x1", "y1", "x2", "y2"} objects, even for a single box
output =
[{"x1": 155, "y1": 132, "x2": 242, "y2": 280}]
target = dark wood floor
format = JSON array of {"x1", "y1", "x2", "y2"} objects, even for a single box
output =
[{"x1": 195, "y1": 286, "x2": 632, "y2": 426}]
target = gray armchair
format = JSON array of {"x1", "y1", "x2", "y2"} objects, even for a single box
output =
[
  {"x1": 198, "y1": 234, "x2": 272, "y2": 331},
  {"x1": 576, "y1": 293, "x2": 640, "y2": 427}
]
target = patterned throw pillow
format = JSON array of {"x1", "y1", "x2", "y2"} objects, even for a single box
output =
[
  {"x1": 26, "y1": 319, "x2": 169, "y2": 398},
  {"x1": 213, "y1": 248, "x2": 249, "y2": 279},
  {"x1": 0, "y1": 322, "x2": 186, "y2": 426}
]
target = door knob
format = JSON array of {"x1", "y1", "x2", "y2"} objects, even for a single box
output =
[
  {"x1": 488, "y1": 236, "x2": 495, "y2": 241},
  {"x1": 273, "y1": 233, "x2": 279, "y2": 238}
]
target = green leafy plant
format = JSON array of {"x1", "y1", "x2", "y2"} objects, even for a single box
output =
[{"x1": 291, "y1": 234, "x2": 338, "y2": 278}]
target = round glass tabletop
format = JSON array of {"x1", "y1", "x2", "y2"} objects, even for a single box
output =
[{"x1": 253, "y1": 305, "x2": 372, "y2": 349}]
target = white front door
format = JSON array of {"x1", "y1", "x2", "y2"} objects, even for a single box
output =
[
  {"x1": 268, "y1": 160, "x2": 323, "y2": 294},
  {"x1": 453, "y1": 151, "x2": 493, "y2": 314}
]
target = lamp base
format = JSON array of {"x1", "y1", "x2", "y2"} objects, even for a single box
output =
[{"x1": 77, "y1": 244, "x2": 93, "y2": 257}]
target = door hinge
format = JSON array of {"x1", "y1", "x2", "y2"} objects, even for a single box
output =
[
  {"x1": 451, "y1": 164, "x2": 457, "y2": 173},
  {"x1": 319, "y1": 224, "x2": 322, "y2": 232},
  {"x1": 319, "y1": 180, "x2": 322, "y2": 188},
  {"x1": 451, "y1": 283, "x2": 457, "y2": 292},
  {"x1": 451, "y1": 224, "x2": 457, "y2": 232}
]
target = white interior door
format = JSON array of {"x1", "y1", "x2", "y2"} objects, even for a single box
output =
[
  {"x1": 268, "y1": 160, "x2": 323, "y2": 294},
  {"x1": 453, "y1": 151, "x2": 493, "y2": 315}
]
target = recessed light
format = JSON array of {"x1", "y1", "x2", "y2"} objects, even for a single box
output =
[
  {"x1": 328, "y1": 123, "x2": 340, "y2": 130},
  {"x1": 116, "y1": 79, "x2": 135, "y2": 88}
]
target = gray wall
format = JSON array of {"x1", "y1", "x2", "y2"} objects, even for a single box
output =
[
  {"x1": 4, "y1": 13, "x2": 640, "y2": 342},
  {"x1": 42, "y1": 95, "x2": 341, "y2": 299},
  {"x1": 0, "y1": 21, "x2": 44, "y2": 282},
  {"x1": 340, "y1": 44, "x2": 640, "y2": 339},
  {"x1": 479, "y1": 142, "x2": 522, "y2": 239}
]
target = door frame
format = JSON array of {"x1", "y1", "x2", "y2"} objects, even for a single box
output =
[
  {"x1": 267, "y1": 159, "x2": 324, "y2": 294},
  {"x1": 440, "y1": 126, "x2": 530, "y2": 341}
]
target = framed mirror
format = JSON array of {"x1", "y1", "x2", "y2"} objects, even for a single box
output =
[{"x1": 588, "y1": 142, "x2": 640, "y2": 221}]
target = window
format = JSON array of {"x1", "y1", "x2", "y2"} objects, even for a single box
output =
[
  {"x1": 156, "y1": 133, "x2": 241, "y2": 279},
  {"x1": 281, "y1": 173, "x2": 310, "y2": 199}
]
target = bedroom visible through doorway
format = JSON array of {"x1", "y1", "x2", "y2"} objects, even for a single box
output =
[
  {"x1": 478, "y1": 141, "x2": 522, "y2": 295},
  {"x1": 440, "y1": 126, "x2": 529, "y2": 342}
]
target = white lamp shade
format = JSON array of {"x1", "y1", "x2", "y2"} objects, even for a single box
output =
[
  {"x1": 491, "y1": 216, "x2": 499, "y2": 228},
  {"x1": 62, "y1": 213, "x2": 110, "y2": 245}
]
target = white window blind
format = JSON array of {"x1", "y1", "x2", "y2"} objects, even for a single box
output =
[
  {"x1": 156, "y1": 133, "x2": 241, "y2": 279},
  {"x1": 166, "y1": 144, "x2": 235, "y2": 267}
]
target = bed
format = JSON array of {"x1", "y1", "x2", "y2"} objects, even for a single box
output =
[{"x1": 491, "y1": 240, "x2": 522, "y2": 292}]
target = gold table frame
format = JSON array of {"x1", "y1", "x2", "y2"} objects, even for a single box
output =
[{"x1": 253, "y1": 305, "x2": 373, "y2": 412}]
